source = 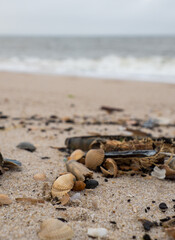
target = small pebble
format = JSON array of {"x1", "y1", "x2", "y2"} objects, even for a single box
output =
[
  {"x1": 159, "y1": 216, "x2": 171, "y2": 222},
  {"x1": 33, "y1": 173, "x2": 46, "y2": 181},
  {"x1": 70, "y1": 193, "x2": 81, "y2": 201},
  {"x1": 159, "y1": 202, "x2": 168, "y2": 211},
  {"x1": 141, "y1": 220, "x2": 154, "y2": 231},
  {"x1": 16, "y1": 142, "x2": 36, "y2": 152},
  {"x1": 85, "y1": 179, "x2": 99, "y2": 189},
  {"x1": 143, "y1": 233, "x2": 151, "y2": 240},
  {"x1": 87, "y1": 228, "x2": 108, "y2": 238}
]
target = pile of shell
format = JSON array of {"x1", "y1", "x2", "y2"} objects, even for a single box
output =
[{"x1": 64, "y1": 136, "x2": 175, "y2": 180}]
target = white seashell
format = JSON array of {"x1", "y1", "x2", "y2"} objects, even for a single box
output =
[
  {"x1": 151, "y1": 166, "x2": 166, "y2": 179},
  {"x1": 38, "y1": 218, "x2": 74, "y2": 240},
  {"x1": 87, "y1": 228, "x2": 108, "y2": 238},
  {"x1": 70, "y1": 193, "x2": 81, "y2": 201}
]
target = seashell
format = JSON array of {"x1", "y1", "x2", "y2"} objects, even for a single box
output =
[
  {"x1": 85, "y1": 149, "x2": 104, "y2": 170},
  {"x1": 16, "y1": 142, "x2": 36, "y2": 152},
  {"x1": 100, "y1": 158, "x2": 118, "y2": 177},
  {"x1": 151, "y1": 166, "x2": 166, "y2": 179},
  {"x1": 0, "y1": 194, "x2": 12, "y2": 205},
  {"x1": 68, "y1": 149, "x2": 85, "y2": 164},
  {"x1": 168, "y1": 158, "x2": 175, "y2": 170},
  {"x1": 163, "y1": 165, "x2": 175, "y2": 179},
  {"x1": 72, "y1": 181, "x2": 86, "y2": 191},
  {"x1": 38, "y1": 218, "x2": 74, "y2": 240},
  {"x1": 3, "y1": 158, "x2": 22, "y2": 168},
  {"x1": 34, "y1": 173, "x2": 47, "y2": 181},
  {"x1": 60, "y1": 193, "x2": 70, "y2": 206},
  {"x1": 66, "y1": 160, "x2": 93, "y2": 181},
  {"x1": 51, "y1": 173, "x2": 76, "y2": 199}
]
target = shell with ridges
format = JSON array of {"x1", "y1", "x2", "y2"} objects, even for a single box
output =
[
  {"x1": 38, "y1": 218, "x2": 74, "y2": 240},
  {"x1": 85, "y1": 149, "x2": 104, "y2": 170},
  {"x1": 100, "y1": 158, "x2": 118, "y2": 177},
  {"x1": 68, "y1": 149, "x2": 85, "y2": 164},
  {"x1": 51, "y1": 173, "x2": 76, "y2": 199},
  {"x1": 66, "y1": 160, "x2": 93, "y2": 181}
]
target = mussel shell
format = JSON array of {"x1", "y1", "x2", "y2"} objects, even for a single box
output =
[{"x1": 3, "y1": 158, "x2": 22, "y2": 168}]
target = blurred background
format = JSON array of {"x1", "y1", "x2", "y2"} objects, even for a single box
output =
[{"x1": 0, "y1": 0, "x2": 175, "y2": 83}]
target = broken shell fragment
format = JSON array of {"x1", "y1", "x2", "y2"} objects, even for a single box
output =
[
  {"x1": 38, "y1": 218, "x2": 74, "y2": 240},
  {"x1": 165, "y1": 227, "x2": 175, "y2": 239},
  {"x1": 51, "y1": 173, "x2": 76, "y2": 199},
  {"x1": 72, "y1": 181, "x2": 86, "y2": 191},
  {"x1": 100, "y1": 158, "x2": 118, "y2": 177},
  {"x1": 3, "y1": 158, "x2": 22, "y2": 168},
  {"x1": 66, "y1": 160, "x2": 93, "y2": 181},
  {"x1": 34, "y1": 173, "x2": 47, "y2": 181},
  {"x1": 0, "y1": 194, "x2": 12, "y2": 205},
  {"x1": 85, "y1": 149, "x2": 105, "y2": 170},
  {"x1": 68, "y1": 149, "x2": 85, "y2": 163}
]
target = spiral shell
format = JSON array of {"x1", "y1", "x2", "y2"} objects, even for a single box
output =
[
  {"x1": 100, "y1": 158, "x2": 118, "y2": 177},
  {"x1": 38, "y1": 218, "x2": 74, "y2": 240},
  {"x1": 68, "y1": 149, "x2": 85, "y2": 164},
  {"x1": 85, "y1": 149, "x2": 104, "y2": 170},
  {"x1": 51, "y1": 173, "x2": 76, "y2": 199}
]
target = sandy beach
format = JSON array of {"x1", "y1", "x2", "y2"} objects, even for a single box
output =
[{"x1": 0, "y1": 71, "x2": 175, "y2": 240}]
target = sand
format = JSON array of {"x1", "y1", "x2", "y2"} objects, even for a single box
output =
[{"x1": 0, "y1": 71, "x2": 175, "y2": 240}]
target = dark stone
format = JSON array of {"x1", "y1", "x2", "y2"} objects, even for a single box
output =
[
  {"x1": 85, "y1": 179, "x2": 99, "y2": 189},
  {"x1": 110, "y1": 221, "x2": 116, "y2": 224},
  {"x1": 143, "y1": 234, "x2": 151, "y2": 240},
  {"x1": 142, "y1": 220, "x2": 154, "y2": 231},
  {"x1": 41, "y1": 156, "x2": 50, "y2": 160},
  {"x1": 16, "y1": 142, "x2": 36, "y2": 152},
  {"x1": 104, "y1": 178, "x2": 108, "y2": 182},
  {"x1": 0, "y1": 126, "x2": 5, "y2": 130},
  {"x1": 159, "y1": 202, "x2": 168, "y2": 211}
]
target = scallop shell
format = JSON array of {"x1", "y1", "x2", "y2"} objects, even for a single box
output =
[
  {"x1": 66, "y1": 160, "x2": 93, "y2": 181},
  {"x1": 68, "y1": 149, "x2": 85, "y2": 164},
  {"x1": 38, "y1": 218, "x2": 74, "y2": 240},
  {"x1": 100, "y1": 158, "x2": 118, "y2": 177},
  {"x1": 85, "y1": 149, "x2": 104, "y2": 170},
  {"x1": 72, "y1": 181, "x2": 86, "y2": 191},
  {"x1": 34, "y1": 173, "x2": 47, "y2": 181},
  {"x1": 51, "y1": 173, "x2": 76, "y2": 199},
  {"x1": 0, "y1": 194, "x2": 12, "y2": 205}
]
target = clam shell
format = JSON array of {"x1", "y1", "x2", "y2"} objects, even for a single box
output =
[
  {"x1": 38, "y1": 218, "x2": 74, "y2": 240},
  {"x1": 68, "y1": 149, "x2": 85, "y2": 164},
  {"x1": 72, "y1": 181, "x2": 86, "y2": 191},
  {"x1": 66, "y1": 160, "x2": 93, "y2": 181},
  {"x1": 51, "y1": 173, "x2": 76, "y2": 199},
  {"x1": 100, "y1": 158, "x2": 118, "y2": 177},
  {"x1": 0, "y1": 194, "x2": 12, "y2": 205},
  {"x1": 85, "y1": 149, "x2": 104, "y2": 170}
]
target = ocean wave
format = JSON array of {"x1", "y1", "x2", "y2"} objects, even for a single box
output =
[{"x1": 0, "y1": 55, "x2": 175, "y2": 83}]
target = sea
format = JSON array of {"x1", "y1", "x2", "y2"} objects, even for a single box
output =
[{"x1": 0, "y1": 36, "x2": 175, "y2": 83}]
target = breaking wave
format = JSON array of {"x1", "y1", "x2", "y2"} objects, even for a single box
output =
[{"x1": 0, "y1": 55, "x2": 175, "y2": 83}]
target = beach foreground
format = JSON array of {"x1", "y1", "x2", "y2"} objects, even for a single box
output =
[{"x1": 0, "y1": 72, "x2": 175, "y2": 240}]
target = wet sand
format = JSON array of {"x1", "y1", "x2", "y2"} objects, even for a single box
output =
[{"x1": 0, "y1": 71, "x2": 175, "y2": 240}]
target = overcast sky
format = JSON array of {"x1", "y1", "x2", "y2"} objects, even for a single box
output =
[{"x1": 0, "y1": 0, "x2": 174, "y2": 36}]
